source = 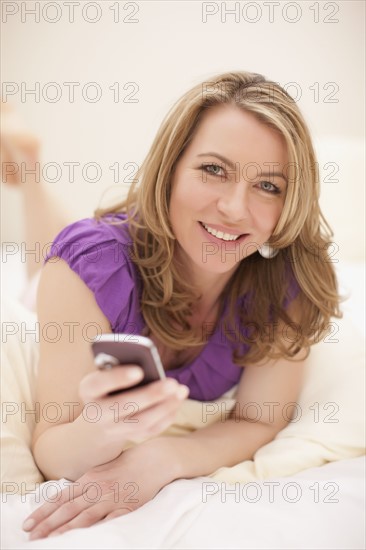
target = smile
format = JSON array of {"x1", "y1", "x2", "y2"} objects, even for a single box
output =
[{"x1": 200, "y1": 222, "x2": 243, "y2": 241}]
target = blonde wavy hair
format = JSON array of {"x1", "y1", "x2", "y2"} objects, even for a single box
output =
[{"x1": 94, "y1": 70, "x2": 344, "y2": 366}]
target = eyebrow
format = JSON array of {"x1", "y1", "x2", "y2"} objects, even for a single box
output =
[{"x1": 197, "y1": 152, "x2": 288, "y2": 183}]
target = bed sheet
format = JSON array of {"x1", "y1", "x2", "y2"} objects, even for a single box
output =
[{"x1": 1, "y1": 456, "x2": 364, "y2": 550}]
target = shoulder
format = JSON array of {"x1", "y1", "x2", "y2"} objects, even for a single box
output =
[
  {"x1": 44, "y1": 213, "x2": 133, "y2": 265},
  {"x1": 43, "y1": 213, "x2": 140, "y2": 332}
]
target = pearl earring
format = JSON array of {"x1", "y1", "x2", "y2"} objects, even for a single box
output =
[{"x1": 258, "y1": 243, "x2": 279, "y2": 259}]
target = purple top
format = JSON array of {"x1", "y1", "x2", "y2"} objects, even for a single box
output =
[{"x1": 43, "y1": 213, "x2": 300, "y2": 401}]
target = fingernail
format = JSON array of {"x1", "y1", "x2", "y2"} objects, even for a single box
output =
[
  {"x1": 177, "y1": 385, "x2": 189, "y2": 399},
  {"x1": 164, "y1": 379, "x2": 178, "y2": 393},
  {"x1": 23, "y1": 518, "x2": 35, "y2": 531},
  {"x1": 127, "y1": 367, "x2": 143, "y2": 380}
]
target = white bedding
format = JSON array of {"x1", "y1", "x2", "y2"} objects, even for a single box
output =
[{"x1": 1, "y1": 456, "x2": 365, "y2": 550}]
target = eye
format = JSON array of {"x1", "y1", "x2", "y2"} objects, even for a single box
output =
[
  {"x1": 200, "y1": 163, "x2": 226, "y2": 178},
  {"x1": 259, "y1": 181, "x2": 281, "y2": 194}
]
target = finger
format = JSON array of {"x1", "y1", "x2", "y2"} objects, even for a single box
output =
[
  {"x1": 30, "y1": 500, "x2": 112, "y2": 540},
  {"x1": 143, "y1": 402, "x2": 184, "y2": 436},
  {"x1": 126, "y1": 390, "x2": 186, "y2": 430},
  {"x1": 79, "y1": 365, "x2": 144, "y2": 401},
  {"x1": 128, "y1": 408, "x2": 182, "y2": 443},
  {"x1": 23, "y1": 482, "x2": 83, "y2": 533},
  {"x1": 101, "y1": 507, "x2": 133, "y2": 523},
  {"x1": 81, "y1": 366, "x2": 185, "y2": 408},
  {"x1": 105, "y1": 378, "x2": 188, "y2": 417}
]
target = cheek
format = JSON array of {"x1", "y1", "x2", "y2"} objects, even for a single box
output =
[
  {"x1": 169, "y1": 182, "x2": 196, "y2": 233},
  {"x1": 251, "y1": 199, "x2": 284, "y2": 232},
  {"x1": 171, "y1": 178, "x2": 212, "y2": 212}
]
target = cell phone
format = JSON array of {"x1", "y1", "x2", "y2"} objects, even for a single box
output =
[{"x1": 91, "y1": 333, "x2": 166, "y2": 394}]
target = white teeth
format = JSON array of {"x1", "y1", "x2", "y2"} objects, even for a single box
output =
[{"x1": 202, "y1": 222, "x2": 241, "y2": 241}]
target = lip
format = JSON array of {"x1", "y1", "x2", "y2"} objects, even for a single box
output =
[
  {"x1": 198, "y1": 221, "x2": 250, "y2": 244},
  {"x1": 199, "y1": 221, "x2": 245, "y2": 236}
]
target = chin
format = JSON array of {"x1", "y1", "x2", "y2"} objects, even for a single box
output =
[{"x1": 196, "y1": 255, "x2": 239, "y2": 274}]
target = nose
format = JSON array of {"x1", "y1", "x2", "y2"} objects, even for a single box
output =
[{"x1": 216, "y1": 181, "x2": 250, "y2": 222}]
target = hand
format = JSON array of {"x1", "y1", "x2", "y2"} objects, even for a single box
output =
[
  {"x1": 78, "y1": 365, "x2": 189, "y2": 452},
  {"x1": 1, "y1": 101, "x2": 40, "y2": 185},
  {"x1": 23, "y1": 438, "x2": 178, "y2": 540}
]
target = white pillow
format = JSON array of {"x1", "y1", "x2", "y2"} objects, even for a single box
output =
[
  {"x1": 1, "y1": 297, "x2": 43, "y2": 491},
  {"x1": 210, "y1": 313, "x2": 366, "y2": 482}
]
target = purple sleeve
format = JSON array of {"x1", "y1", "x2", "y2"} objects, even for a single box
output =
[{"x1": 43, "y1": 218, "x2": 137, "y2": 332}]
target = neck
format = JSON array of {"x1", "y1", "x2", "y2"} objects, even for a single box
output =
[{"x1": 174, "y1": 247, "x2": 236, "y2": 318}]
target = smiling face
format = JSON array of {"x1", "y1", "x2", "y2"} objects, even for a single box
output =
[{"x1": 168, "y1": 104, "x2": 288, "y2": 288}]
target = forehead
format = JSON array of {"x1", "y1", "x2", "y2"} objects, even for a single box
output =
[{"x1": 186, "y1": 104, "x2": 288, "y2": 167}]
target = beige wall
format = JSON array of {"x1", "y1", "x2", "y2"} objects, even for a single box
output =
[{"x1": 2, "y1": 1, "x2": 365, "y2": 261}]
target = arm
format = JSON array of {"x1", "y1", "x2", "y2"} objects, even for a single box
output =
[
  {"x1": 22, "y1": 346, "x2": 307, "y2": 540},
  {"x1": 158, "y1": 294, "x2": 307, "y2": 478},
  {"x1": 32, "y1": 257, "x2": 120, "y2": 480},
  {"x1": 159, "y1": 349, "x2": 306, "y2": 479},
  {"x1": 32, "y1": 257, "x2": 188, "y2": 482},
  {"x1": 156, "y1": 420, "x2": 282, "y2": 479}
]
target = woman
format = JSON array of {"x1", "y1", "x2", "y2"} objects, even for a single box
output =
[{"x1": 13, "y1": 71, "x2": 341, "y2": 539}]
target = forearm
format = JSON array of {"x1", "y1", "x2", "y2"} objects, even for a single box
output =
[
  {"x1": 156, "y1": 419, "x2": 280, "y2": 480},
  {"x1": 32, "y1": 415, "x2": 124, "y2": 482}
]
